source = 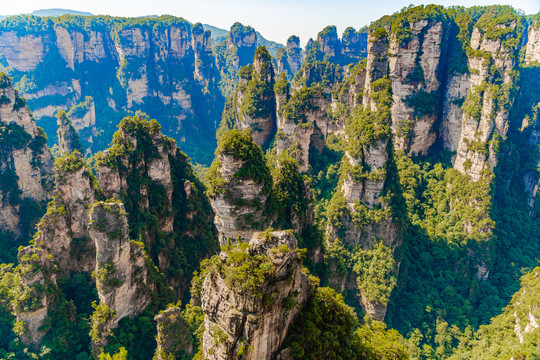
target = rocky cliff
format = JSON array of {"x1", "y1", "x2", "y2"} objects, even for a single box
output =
[
  {"x1": 13, "y1": 151, "x2": 97, "y2": 345},
  {"x1": 96, "y1": 115, "x2": 218, "y2": 296},
  {"x1": 198, "y1": 230, "x2": 311, "y2": 360},
  {"x1": 214, "y1": 22, "x2": 258, "y2": 99},
  {"x1": 10, "y1": 115, "x2": 217, "y2": 349},
  {"x1": 207, "y1": 129, "x2": 273, "y2": 245},
  {"x1": 56, "y1": 110, "x2": 83, "y2": 154},
  {"x1": 0, "y1": 15, "x2": 222, "y2": 164},
  {"x1": 451, "y1": 16, "x2": 520, "y2": 180},
  {"x1": 525, "y1": 20, "x2": 540, "y2": 65},
  {"x1": 0, "y1": 72, "x2": 53, "y2": 261},
  {"x1": 220, "y1": 47, "x2": 276, "y2": 149},
  {"x1": 275, "y1": 36, "x2": 303, "y2": 79},
  {"x1": 89, "y1": 201, "x2": 152, "y2": 350}
]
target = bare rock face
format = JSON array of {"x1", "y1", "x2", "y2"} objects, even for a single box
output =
[
  {"x1": 525, "y1": 24, "x2": 540, "y2": 65},
  {"x1": 226, "y1": 47, "x2": 277, "y2": 149},
  {"x1": 208, "y1": 130, "x2": 273, "y2": 245},
  {"x1": 363, "y1": 32, "x2": 390, "y2": 106},
  {"x1": 0, "y1": 74, "x2": 53, "y2": 238},
  {"x1": 154, "y1": 305, "x2": 194, "y2": 360},
  {"x1": 0, "y1": 32, "x2": 44, "y2": 71},
  {"x1": 387, "y1": 20, "x2": 447, "y2": 155},
  {"x1": 200, "y1": 231, "x2": 311, "y2": 360},
  {"x1": 89, "y1": 202, "x2": 152, "y2": 332},
  {"x1": 276, "y1": 87, "x2": 330, "y2": 173},
  {"x1": 441, "y1": 73, "x2": 469, "y2": 151},
  {"x1": 56, "y1": 111, "x2": 84, "y2": 154},
  {"x1": 192, "y1": 23, "x2": 214, "y2": 84},
  {"x1": 14, "y1": 153, "x2": 96, "y2": 346},
  {"x1": 452, "y1": 22, "x2": 519, "y2": 181}
]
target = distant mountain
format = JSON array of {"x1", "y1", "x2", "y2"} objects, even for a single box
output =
[
  {"x1": 30, "y1": 8, "x2": 93, "y2": 17},
  {"x1": 0, "y1": 8, "x2": 93, "y2": 20},
  {"x1": 203, "y1": 23, "x2": 284, "y2": 56}
]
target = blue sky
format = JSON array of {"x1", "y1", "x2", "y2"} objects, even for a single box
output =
[{"x1": 2, "y1": 0, "x2": 539, "y2": 45}]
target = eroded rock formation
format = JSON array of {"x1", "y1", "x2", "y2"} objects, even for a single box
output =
[
  {"x1": 199, "y1": 231, "x2": 311, "y2": 360},
  {"x1": 208, "y1": 130, "x2": 273, "y2": 244},
  {"x1": 0, "y1": 74, "x2": 53, "y2": 240}
]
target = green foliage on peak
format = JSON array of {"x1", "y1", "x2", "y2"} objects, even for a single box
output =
[
  {"x1": 215, "y1": 128, "x2": 262, "y2": 161},
  {"x1": 191, "y1": 240, "x2": 277, "y2": 299},
  {"x1": 318, "y1": 25, "x2": 338, "y2": 39},
  {"x1": 273, "y1": 73, "x2": 289, "y2": 95},
  {"x1": 229, "y1": 22, "x2": 255, "y2": 37},
  {"x1": 54, "y1": 151, "x2": 84, "y2": 173},
  {"x1": 369, "y1": 5, "x2": 446, "y2": 45},
  {"x1": 280, "y1": 86, "x2": 326, "y2": 124},
  {"x1": 271, "y1": 155, "x2": 308, "y2": 230},
  {"x1": 207, "y1": 129, "x2": 272, "y2": 197},
  {"x1": 97, "y1": 115, "x2": 218, "y2": 300}
]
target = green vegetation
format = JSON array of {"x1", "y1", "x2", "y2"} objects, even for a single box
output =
[
  {"x1": 353, "y1": 242, "x2": 397, "y2": 306},
  {"x1": 370, "y1": 5, "x2": 446, "y2": 46},
  {"x1": 271, "y1": 155, "x2": 309, "y2": 229},
  {"x1": 207, "y1": 129, "x2": 272, "y2": 198},
  {"x1": 448, "y1": 268, "x2": 540, "y2": 359},
  {"x1": 191, "y1": 241, "x2": 275, "y2": 298},
  {"x1": 285, "y1": 287, "x2": 407, "y2": 360},
  {"x1": 98, "y1": 115, "x2": 218, "y2": 301},
  {"x1": 280, "y1": 86, "x2": 326, "y2": 124}
]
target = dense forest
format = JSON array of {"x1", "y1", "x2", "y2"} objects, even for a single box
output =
[{"x1": 0, "y1": 4, "x2": 539, "y2": 360}]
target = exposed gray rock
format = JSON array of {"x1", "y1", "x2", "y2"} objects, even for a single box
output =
[{"x1": 200, "y1": 231, "x2": 311, "y2": 360}]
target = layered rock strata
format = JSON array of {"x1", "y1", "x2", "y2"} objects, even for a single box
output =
[
  {"x1": 200, "y1": 231, "x2": 311, "y2": 360},
  {"x1": 0, "y1": 74, "x2": 53, "y2": 238},
  {"x1": 208, "y1": 130, "x2": 273, "y2": 245},
  {"x1": 89, "y1": 201, "x2": 152, "y2": 340}
]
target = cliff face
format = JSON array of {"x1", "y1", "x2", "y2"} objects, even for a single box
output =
[
  {"x1": 56, "y1": 110, "x2": 83, "y2": 154},
  {"x1": 221, "y1": 47, "x2": 277, "y2": 148},
  {"x1": 12, "y1": 115, "x2": 216, "y2": 348},
  {"x1": 451, "y1": 21, "x2": 520, "y2": 180},
  {"x1": 0, "y1": 74, "x2": 53, "y2": 255},
  {"x1": 14, "y1": 152, "x2": 97, "y2": 345},
  {"x1": 324, "y1": 36, "x2": 400, "y2": 320},
  {"x1": 97, "y1": 116, "x2": 218, "y2": 296},
  {"x1": 0, "y1": 15, "x2": 222, "y2": 164},
  {"x1": 364, "y1": 7, "x2": 523, "y2": 182},
  {"x1": 208, "y1": 130, "x2": 273, "y2": 245},
  {"x1": 215, "y1": 23, "x2": 259, "y2": 99},
  {"x1": 275, "y1": 36, "x2": 303, "y2": 79},
  {"x1": 387, "y1": 18, "x2": 447, "y2": 155},
  {"x1": 525, "y1": 23, "x2": 540, "y2": 65},
  {"x1": 89, "y1": 201, "x2": 152, "y2": 347},
  {"x1": 276, "y1": 86, "x2": 331, "y2": 173},
  {"x1": 199, "y1": 231, "x2": 311, "y2": 360}
]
